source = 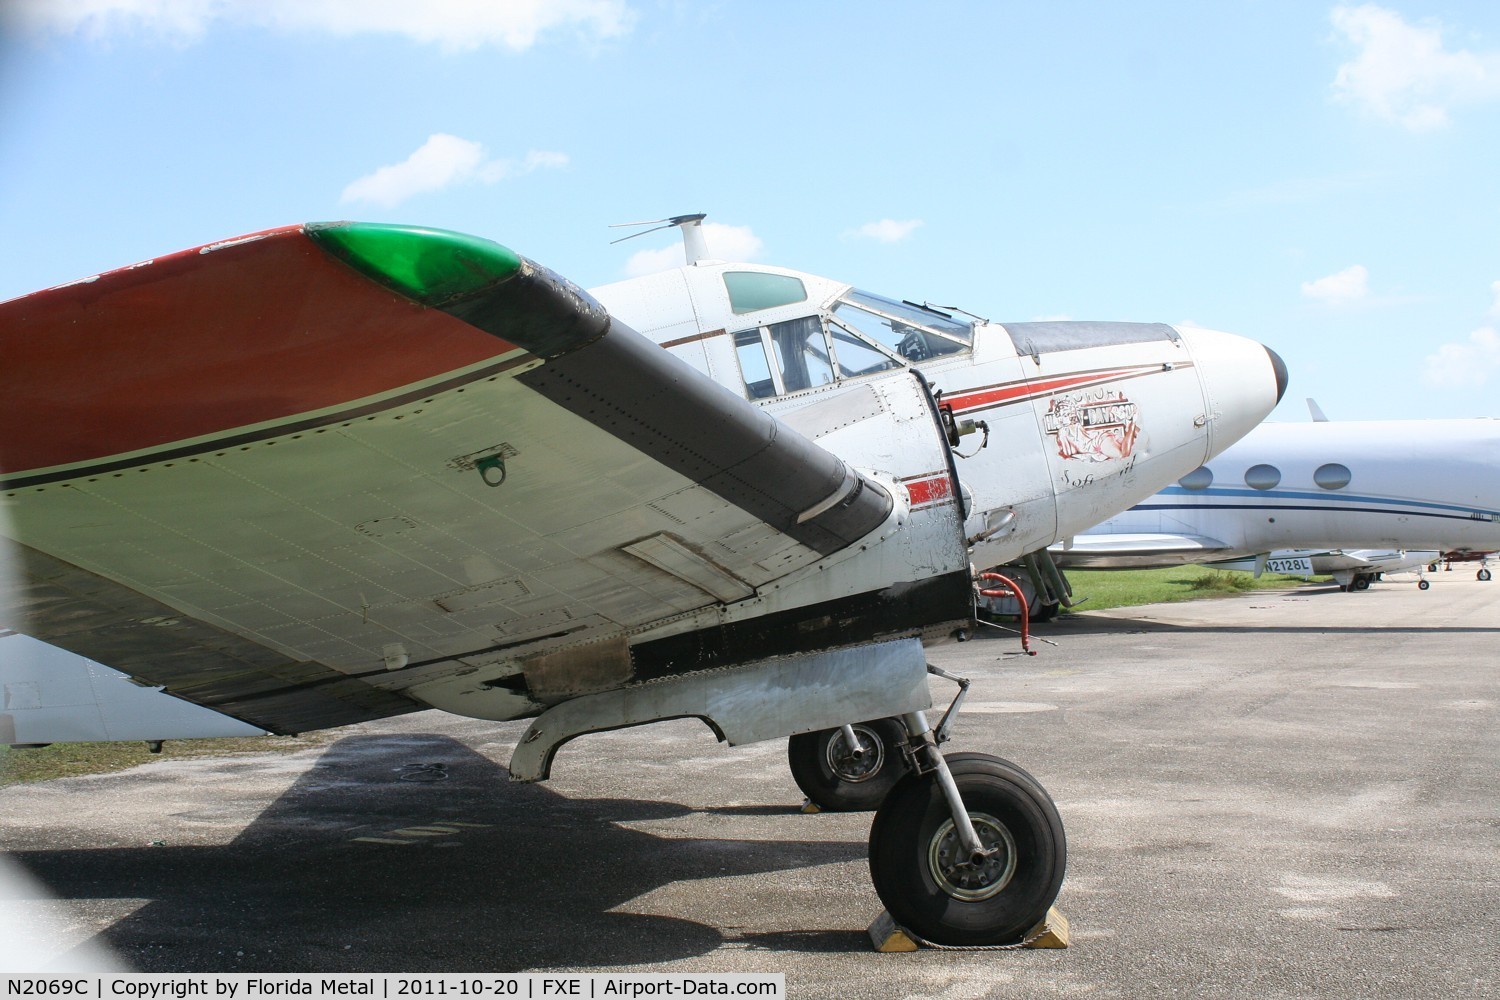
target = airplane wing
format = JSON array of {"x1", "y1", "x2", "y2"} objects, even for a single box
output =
[
  {"x1": 1052, "y1": 531, "x2": 1233, "y2": 568},
  {"x1": 0, "y1": 223, "x2": 907, "y2": 736}
]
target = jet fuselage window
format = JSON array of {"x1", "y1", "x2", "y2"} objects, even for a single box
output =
[
  {"x1": 1245, "y1": 464, "x2": 1281, "y2": 490},
  {"x1": 1314, "y1": 463, "x2": 1352, "y2": 490},
  {"x1": 1179, "y1": 467, "x2": 1213, "y2": 490},
  {"x1": 724, "y1": 271, "x2": 808, "y2": 314}
]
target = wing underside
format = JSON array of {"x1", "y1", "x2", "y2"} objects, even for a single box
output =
[{"x1": 1, "y1": 224, "x2": 930, "y2": 735}]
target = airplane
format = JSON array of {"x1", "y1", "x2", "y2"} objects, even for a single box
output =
[
  {"x1": 1205, "y1": 548, "x2": 1440, "y2": 591},
  {"x1": 0, "y1": 216, "x2": 1286, "y2": 946},
  {"x1": 1436, "y1": 548, "x2": 1495, "y2": 581},
  {"x1": 997, "y1": 415, "x2": 1500, "y2": 612}
]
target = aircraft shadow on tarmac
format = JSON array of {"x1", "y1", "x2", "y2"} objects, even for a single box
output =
[{"x1": 11, "y1": 734, "x2": 866, "y2": 972}]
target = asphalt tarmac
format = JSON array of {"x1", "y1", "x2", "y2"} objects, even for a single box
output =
[{"x1": 2, "y1": 572, "x2": 1496, "y2": 998}]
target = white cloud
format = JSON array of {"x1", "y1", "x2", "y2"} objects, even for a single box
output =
[
  {"x1": 1301, "y1": 264, "x2": 1369, "y2": 305},
  {"x1": 340, "y1": 134, "x2": 566, "y2": 207},
  {"x1": 7, "y1": 0, "x2": 635, "y2": 51},
  {"x1": 1422, "y1": 326, "x2": 1500, "y2": 390},
  {"x1": 5, "y1": 0, "x2": 217, "y2": 42},
  {"x1": 845, "y1": 219, "x2": 923, "y2": 244},
  {"x1": 624, "y1": 223, "x2": 763, "y2": 277},
  {"x1": 1330, "y1": 4, "x2": 1500, "y2": 130},
  {"x1": 1420, "y1": 280, "x2": 1500, "y2": 389}
]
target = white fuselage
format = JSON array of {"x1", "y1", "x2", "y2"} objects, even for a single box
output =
[
  {"x1": 1060, "y1": 418, "x2": 1500, "y2": 567},
  {"x1": 593, "y1": 261, "x2": 1283, "y2": 572}
]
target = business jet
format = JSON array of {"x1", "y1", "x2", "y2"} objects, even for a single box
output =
[
  {"x1": 1206, "y1": 548, "x2": 1440, "y2": 591},
  {"x1": 0, "y1": 216, "x2": 1285, "y2": 945},
  {"x1": 1000, "y1": 417, "x2": 1499, "y2": 611}
]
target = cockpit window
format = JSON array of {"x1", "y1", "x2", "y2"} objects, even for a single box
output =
[
  {"x1": 832, "y1": 290, "x2": 971, "y2": 363},
  {"x1": 731, "y1": 289, "x2": 973, "y2": 400},
  {"x1": 724, "y1": 271, "x2": 808, "y2": 314}
]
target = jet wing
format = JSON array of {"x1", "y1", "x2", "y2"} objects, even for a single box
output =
[
  {"x1": 0, "y1": 223, "x2": 898, "y2": 735},
  {"x1": 1052, "y1": 532, "x2": 1233, "y2": 568}
]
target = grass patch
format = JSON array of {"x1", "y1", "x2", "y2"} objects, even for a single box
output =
[
  {"x1": 0, "y1": 733, "x2": 332, "y2": 787},
  {"x1": 1059, "y1": 564, "x2": 1324, "y2": 613}
]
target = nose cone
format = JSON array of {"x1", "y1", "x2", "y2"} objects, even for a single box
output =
[
  {"x1": 1265, "y1": 345, "x2": 1289, "y2": 404},
  {"x1": 1176, "y1": 327, "x2": 1286, "y2": 461}
]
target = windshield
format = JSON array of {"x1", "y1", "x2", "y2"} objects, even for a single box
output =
[{"x1": 831, "y1": 290, "x2": 972, "y2": 363}]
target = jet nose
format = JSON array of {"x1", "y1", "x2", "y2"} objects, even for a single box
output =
[{"x1": 1265, "y1": 345, "x2": 1289, "y2": 404}]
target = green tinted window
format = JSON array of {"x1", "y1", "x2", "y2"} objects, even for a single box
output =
[{"x1": 724, "y1": 271, "x2": 807, "y2": 314}]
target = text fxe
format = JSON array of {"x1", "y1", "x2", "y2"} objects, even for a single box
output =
[{"x1": 3, "y1": 977, "x2": 784, "y2": 1000}]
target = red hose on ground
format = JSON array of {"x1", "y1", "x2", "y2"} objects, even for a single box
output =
[{"x1": 977, "y1": 571, "x2": 1036, "y2": 655}]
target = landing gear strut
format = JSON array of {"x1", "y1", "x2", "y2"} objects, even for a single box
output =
[{"x1": 868, "y1": 711, "x2": 1066, "y2": 945}]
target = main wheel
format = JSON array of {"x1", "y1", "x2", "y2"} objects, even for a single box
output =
[
  {"x1": 1479, "y1": 568, "x2": 1492, "y2": 582},
  {"x1": 868, "y1": 752, "x2": 1066, "y2": 946},
  {"x1": 1029, "y1": 600, "x2": 1061, "y2": 623},
  {"x1": 1351, "y1": 574, "x2": 1371, "y2": 591},
  {"x1": 788, "y1": 719, "x2": 910, "y2": 811}
]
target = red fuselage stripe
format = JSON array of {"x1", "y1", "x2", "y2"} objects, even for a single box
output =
[{"x1": 945, "y1": 364, "x2": 1184, "y2": 414}]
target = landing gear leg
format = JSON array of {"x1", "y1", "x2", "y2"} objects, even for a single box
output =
[{"x1": 867, "y1": 710, "x2": 1066, "y2": 946}]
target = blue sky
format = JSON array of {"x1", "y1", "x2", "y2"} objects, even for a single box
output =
[{"x1": 3, "y1": 1, "x2": 1499, "y2": 422}]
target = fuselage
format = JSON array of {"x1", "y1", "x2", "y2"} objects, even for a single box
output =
[
  {"x1": 593, "y1": 259, "x2": 1287, "y2": 570},
  {"x1": 1060, "y1": 418, "x2": 1500, "y2": 567}
]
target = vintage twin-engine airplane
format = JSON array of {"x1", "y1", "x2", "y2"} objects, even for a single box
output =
[
  {"x1": 1036, "y1": 416, "x2": 1500, "y2": 597},
  {"x1": 0, "y1": 216, "x2": 1286, "y2": 945}
]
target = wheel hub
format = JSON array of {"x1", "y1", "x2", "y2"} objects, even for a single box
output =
[
  {"x1": 928, "y1": 811, "x2": 1017, "y2": 901},
  {"x1": 826, "y1": 725, "x2": 884, "y2": 782}
]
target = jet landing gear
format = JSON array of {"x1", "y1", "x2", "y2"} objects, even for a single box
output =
[
  {"x1": 788, "y1": 719, "x2": 910, "y2": 811},
  {"x1": 868, "y1": 711, "x2": 1066, "y2": 946}
]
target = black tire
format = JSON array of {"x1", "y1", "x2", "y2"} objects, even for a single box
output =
[
  {"x1": 1351, "y1": 574, "x2": 1371, "y2": 591},
  {"x1": 868, "y1": 752, "x2": 1066, "y2": 946},
  {"x1": 1029, "y1": 600, "x2": 1061, "y2": 623},
  {"x1": 1479, "y1": 568, "x2": 1492, "y2": 582},
  {"x1": 1418, "y1": 579, "x2": 1431, "y2": 590},
  {"x1": 788, "y1": 719, "x2": 910, "y2": 811}
]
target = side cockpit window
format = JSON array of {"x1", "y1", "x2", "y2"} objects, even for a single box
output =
[
  {"x1": 734, "y1": 318, "x2": 834, "y2": 398},
  {"x1": 730, "y1": 287, "x2": 973, "y2": 400}
]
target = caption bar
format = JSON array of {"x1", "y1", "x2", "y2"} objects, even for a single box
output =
[{"x1": 5, "y1": 978, "x2": 784, "y2": 1000}]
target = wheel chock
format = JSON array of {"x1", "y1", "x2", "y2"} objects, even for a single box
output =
[
  {"x1": 1025, "y1": 906, "x2": 1070, "y2": 948},
  {"x1": 865, "y1": 906, "x2": 1070, "y2": 952},
  {"x1": 799, "y1": 798, "x2": 821, "y2": 814},
  {"x1": 867, "y1": 911, "x2": 919, "y2": 952}
]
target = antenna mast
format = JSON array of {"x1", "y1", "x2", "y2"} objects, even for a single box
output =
[{"x1": 609, "y1": 213, "x2": 711, "y2": 265}]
